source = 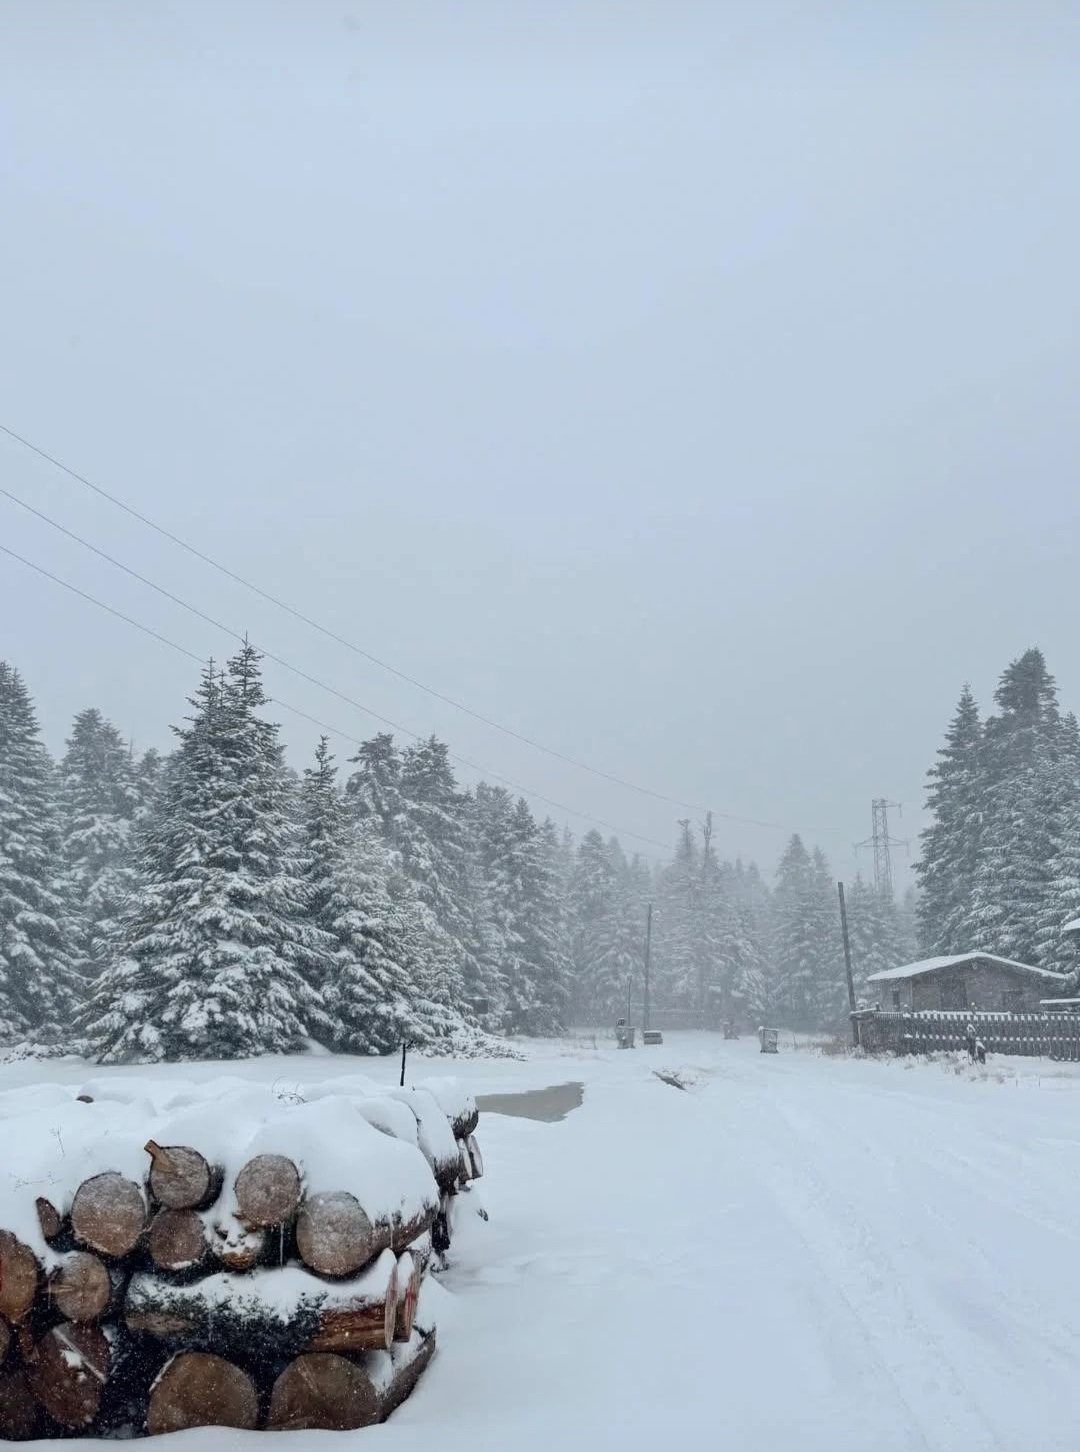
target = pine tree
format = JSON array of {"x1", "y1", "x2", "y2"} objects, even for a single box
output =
[
  {"x1": 969, "y1": 650, "x2": 1062, "y2": 964},
  {"x1": 57, "y1": 709, "x2": 140, "y2": 985},
  {"x1": 85, "y1": 650, "x2": 322, "y2": 1062},
  {"x1": 915, "y1": 685, "x2": 984, "y2": 955},
  {"x1": 568, "y1": 829, "x2": 619, "y2": 1021},
  {"x1": 0, "y1": 663, "x2": 77, "y2": 1043},
  {"x1": 298, "y1": 737, "x2": 429, "y2": 1053},
  {"x1": 1036, "y1": 714, "x2": 1080, "y2": 972},
  {"x1": 344, "y1": 733, "x2": 405, "y2": 848},
  {"x1": 517, "y1": 816, "x2": 573, "y2": 1034},
  {"x1": 771, "y1": 835, "x2": 817, "y2": 1027}
]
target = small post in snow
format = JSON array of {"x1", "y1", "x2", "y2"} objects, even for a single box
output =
[
  {"x1": 838, "y1": 881, "x2": 858, "y2": 1047},
  {"x1": 399, "y1": 1041, "x2": 407, "y2": 1088}
]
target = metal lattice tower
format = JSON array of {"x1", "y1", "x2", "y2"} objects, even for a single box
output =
[{"x1": 856, "y1": 799, "x2": 906, "y2": 897}]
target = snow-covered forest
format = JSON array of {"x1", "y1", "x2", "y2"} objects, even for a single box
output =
[{"x1": 0, "y1": 645, "x2": 917, "y2": 1061}]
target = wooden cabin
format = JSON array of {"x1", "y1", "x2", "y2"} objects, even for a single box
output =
[{"x1": 866, "y1": 952, "x2": 1069, "y2": 1014}]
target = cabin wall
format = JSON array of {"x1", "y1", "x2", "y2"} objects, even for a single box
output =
[{"x1": 873, "y1": 960, "x2": 1051, "y2": 1013}]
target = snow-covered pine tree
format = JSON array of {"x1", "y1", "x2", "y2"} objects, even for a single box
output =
[
  {"x1": 0, "y1": 663, "x2": 78, "y2": 1044},
  {"x1": 298, "y1": 737, "x2": 428, "y2": 1053},
  {"x1": 1035, "y1": 712, "x2": 1080, "y2": 972},
  {"x1": 589, "y1": 846, "x2": 649, "y2": 1022},
  {"x1": 806, "y1": 846, "x2": 844, "y2": 1029},
  {"x1": 655, "y1": 821, "x2": 699, "y2": 1009},
  {"x1": 344, "y1": 732, "x2": 406, "y2": 849},
  {"x1": 516, "y1": 815, "x2": 573, "y2": 1035},
  {"x1": 771, "y1": 834, "x2": 818, "y2": 1027},
  {"x1": 728, "y1": 859, "x2": 770, "y2": 1019},
  {"x1": 57, "y1": 709, "x2": 140, "y2": 986},
  {"x1": 969, "y1": 650, "x2": 1062, "y2": 964},
  {"x1": 85, "y1": 648, "x2": 323, "y2": 1062},
  {"x1": 397, "y1": 737, "x2": 470, "y2": 1011},
  {"x1": 463, "y1": 783, "x2": 517, "y2": 1026},
  {"x1": 915, "y1": 685, "x2": 984, "y2": 955},
  {"x1": 568, "y1": 829, "x2": 619, "y2": 1021}
]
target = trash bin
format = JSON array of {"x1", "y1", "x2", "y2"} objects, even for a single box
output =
[{"x1": 758, "y1": 1026, "x2": 779, "y2": 1054}]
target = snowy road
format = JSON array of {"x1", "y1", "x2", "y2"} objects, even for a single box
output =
[{"x1": 6, "y1": 1036, "x2": 1080, "y2": 1451}]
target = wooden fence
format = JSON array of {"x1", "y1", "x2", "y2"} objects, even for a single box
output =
[{"x1": 859, "y1": 1010, "x2": 1080, "y2": 1060}]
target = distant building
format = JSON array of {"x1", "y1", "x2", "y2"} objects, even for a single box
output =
[{"x1": 866, "y1": 953, "x2": 1069, "y2": 1014}]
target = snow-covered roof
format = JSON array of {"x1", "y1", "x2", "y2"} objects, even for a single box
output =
[
  {"x1": 866, "y1": 953, "x2": 1069, "y2": 985},
  {"x1": 1063, "y1": 918, "x2": 1080, "y2": 936}
]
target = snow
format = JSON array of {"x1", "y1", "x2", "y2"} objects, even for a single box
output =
[
  {"x1": 9, "y1": 1033, "x2": 1080, "y2": 1449},
  {"x1": 866, "y1": 950, "x2": 1070, "y2": 983}
]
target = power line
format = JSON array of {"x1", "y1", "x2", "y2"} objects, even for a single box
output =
[
  {"x1": 0, "y1": 539, "x2": 673, "y2": 858},
  {"x1": 0, "y1": 419, "x2": 841, "y2": 834}
]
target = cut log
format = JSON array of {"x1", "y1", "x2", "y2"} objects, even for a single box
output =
[
  {"x1": 296, "y1": 1192, "x2": 375, "y2": 1278},
  {"x1": 47, "y1": 1252, "x2": 113, "y2": 1324},
  {"x1": 35, "y1": 1197, "x2": 64, "y2": 1244},
  {"x1": 266, "y1": 1353, "x2": 379, "y2": 1431},
  {"x1": 457, "y1": 1139, "x2": 472, "y2": 1185},
  {"x1": 431, "y1": 1209, "x2": 450, "y2": 1256},
  {"x1": 0, "y1": 1321, "x2": 9, "y2": 1367},
  {"x1": 0, "y1": 1370, "x2": 38, "y2": 1441},
  {"x1": 70, "y1": 1172, "x2": 147, "y2": 1258},
  {"x1": 145, "y1": 1141, "x2": 220, "y2": 1211},
  {"x1": 25, "y1": 1323, "x2": 110, "y2": 1429},
  {"x1": 126, "y1": 1251, "x2": 399, "y2": 1361},
  {"x1": 466, "y1": 1133, "x2": 484, "y2": 1180},
  {"x1": 393, "y1": 1252, "x2": 420, "y2": 1343},
  {"x1": 386, "y1": 1201, "x2": 438, "y2": 1255},
  {"x1": 148, "y1": 1209, "x2": 209, "y2": 1273},
  {"x1": 147, "y1": 1351, "x2": 258, "y2": 1436},
  {"x1": 379, "y1": 1331, "x2": 437, "y2": 1421},
  {"x1": 305, "y1": 1257, "x2": 398, "y2": 1354},
  {"x1": 206, "y1": 1212, "x2": 268, "y2": 1272},
  {"x1": 233, "y1": 1154, "x2": 302, "y2": 1228},
  {"x1": 0, "y1": 1234, "x2": 40, "y2": 1323}
]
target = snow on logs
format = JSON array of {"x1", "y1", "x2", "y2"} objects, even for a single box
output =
[{"x1": 0, "y1": 1073, "x2": 485, "y2": 1438}]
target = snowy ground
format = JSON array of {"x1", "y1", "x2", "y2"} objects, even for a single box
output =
[{"x1": 4, "y1": 1034, "x2": 1080, "y2": 1451}]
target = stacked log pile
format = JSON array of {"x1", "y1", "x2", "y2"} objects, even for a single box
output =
[{"x1": 0, "y1": 1074, "x2": 485, "y2": 1439}]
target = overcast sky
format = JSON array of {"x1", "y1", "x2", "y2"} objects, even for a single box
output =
[{"x1": 1, "y1": 1, "x2": 1077, "y2": 882}]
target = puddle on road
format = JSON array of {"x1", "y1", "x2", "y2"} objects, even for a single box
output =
[{"x1": 476, "y1": 1081, "x2": 584, "y2": 1123}]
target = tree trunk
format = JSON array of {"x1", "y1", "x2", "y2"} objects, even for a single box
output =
[
  {"x1": 296, "y1": 1192, "x2": 375, "y2": 1278},
  {"x1": 144, "y1": 1142, "x2": 220, "y2": 1211},
  {"x1": 35, "y1": 1198, "x2": 63, "y2": 1244},
  {"x1": 233, "y1": 1154, "x2": 302, "y2": 1228},
  {"x1": 146, "y1": 1352, "x2": 259, "y2": 1436},
  {"x1": 25, "y1": 1323, "x2": 110, "y2": 1429},
  {"x1": 466, "y1": 1134, "x2": 484, "y2": 1180},
  {"x1": 0, "y1": 1370, "x2": 38, "y2": 1441},
  {"x1": 393, "y1": 1252, "x2": 420, "y2": 1343},
  {"x1": 47, "y1": 1252, "x2": 115, "y2": 1324},
  {"x1": 0, "y1": 1233, "x2": 40, "y2": 1323},
  {"x1": 266, "y1": 1353, "x2": 379, "y2": 1431},
  {"x1": 70, "y1": 1173, "x2": 147, "y2": 1258},
  {"x1": 148, "y1": 1209, "x2": 210, "y2": 1273},
  {"x1": 207, "y1": 1213, "x2": 268, "y2": 1272}
]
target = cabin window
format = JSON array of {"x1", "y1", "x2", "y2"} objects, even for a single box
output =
[
  {"x1": 939, "y1": 974, "x2": 967, "y2": 1011},
  {"x1": 1002, "y1": 990, "x2": 1023, "y2": 1014}
]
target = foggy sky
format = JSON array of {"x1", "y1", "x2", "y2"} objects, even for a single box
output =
[{"x1": 1, "y1": 1, "x2": 1078, "y2": 882}]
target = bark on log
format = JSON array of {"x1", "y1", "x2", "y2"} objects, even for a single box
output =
[
  {"x1": 233, "y1": 1154, "x2": 302, "y2": 1228},
  {"x1": 146, "y1": 1352, "x2": 259, "y2": 1436},
  {"x1": 0, "y1": 1370, "x2": 38, "y2": 1441},
  {"x1": 266, "y1": 1353, "x2": 379, "y2": 1431},
  {"x1": 35, "y1": 1198, "x2": 63, "y2": 1244},
  {"x1": 207, "y1": 1214, "x2": 268, "y2": 1272},
  {"x1": 466, "y1": 1134, "x2": 484, "y2": 1180},
  {"x1": 47, "y1": 1252, "x2": 114, "y2": 1324},
  {"x1": 305, "y1": 1265, "x2": 398, "y2": 1355},
  {"x1": 148, "y1": 1209, "x2": 209, "y2": 1273},
  {"x1": 296, "y1": 1192, "x2": 375, "y2": 1278},
  {"x1": 0, "y1": 1321, "x2": 9, "y2": 1367},
  {"x1": 0, "y1": 1234, "x2": 40, "y2": 1323},
  {"x1": 70, "y1": 1173, "x2": 147, "y2": 1258},
  {"x1": 393, "y1": 1253, "x2": 420, "y2": 1344},
  {"x1": 456, "y1": 1140, "x2": 472, "y2": 1186},
  {"x1": 145, "y1": 1142, "x2": 220, "y2": 1211},
  {"x1": 25, "y1": 1323, "x2": 110, "y2": 1429}
]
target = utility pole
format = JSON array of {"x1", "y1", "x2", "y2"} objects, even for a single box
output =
[
  {"x1": 838, "y1": 882, "x2": 858, "y2": 1047},
  {"x1": 643, "y1": 903, "x2": 653, "y2": 1032},
  {"x1": 855, "y1": 799, "x2": 906, "y2": 897}
]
